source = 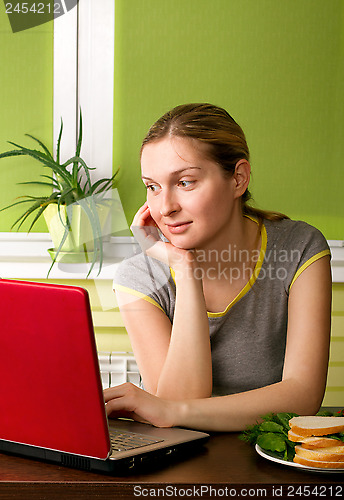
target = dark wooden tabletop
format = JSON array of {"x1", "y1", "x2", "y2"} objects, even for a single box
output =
[{"x1": 0, "y1": 431, "x2": 343, "y2": 499}]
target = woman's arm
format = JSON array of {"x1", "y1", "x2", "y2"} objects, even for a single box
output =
[
  {"x1": 155, "y1": 258, "x2": 212, "y2": 398},
  {"x1": 106, "y1": 255, "x2": 332, "y2": 431},
  {"x1": 116, "y1": 262, "x2": 211, "y2": 400},
  {"x1": 115, "y1": 203, "x2": 212, "y2": 399}
]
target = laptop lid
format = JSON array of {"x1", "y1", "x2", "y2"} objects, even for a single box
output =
[{"x1": 0, "y1": 279, "x2": 111, "y2": 460}]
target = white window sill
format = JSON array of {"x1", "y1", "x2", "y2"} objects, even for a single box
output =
[
  {"x1": 0, "y1": 233, "x2": 343, "y2": 282},
  {"x1": 0, "y1": 233, "x2": 139, "y2": 280}
]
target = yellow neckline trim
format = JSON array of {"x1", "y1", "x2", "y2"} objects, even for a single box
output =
[{"x1": 170, "y1": 218, "x2": 267, "y2": 318}]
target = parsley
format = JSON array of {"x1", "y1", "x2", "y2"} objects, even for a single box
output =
[{"x1": 239, "y1": 412, "x2": 298, "y2": 461}]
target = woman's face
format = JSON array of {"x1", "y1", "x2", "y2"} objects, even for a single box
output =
[{"x1": 140, "y1": 136, "x2": 239, "y2": 250}]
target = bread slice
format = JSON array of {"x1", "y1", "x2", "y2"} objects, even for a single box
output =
[
  {"x1": 300, "y1": 438, "x2": 344, "y2": 450},
  {"x1": 289, "y1": 416, "x2": 344, "y2": 437},
  {"x1": 288, "y1": 429, "x2": 344, "y2": 449},
  {"x1": 288, "y1": 429, "x2": 306, "y2": 442},
  {"x1": 294, "y1": 445, "x2": 344, "y2": 462},
  {"x1": 293, "y1": 455, "x2": 344, "y2": 469}
]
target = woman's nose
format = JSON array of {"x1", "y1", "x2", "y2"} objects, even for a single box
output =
[{"x1": 159, "y1": 190, "x2": 180, "y2": 216}]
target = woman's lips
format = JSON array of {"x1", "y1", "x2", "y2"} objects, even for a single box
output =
[{"x1": 166, "y1": 222, "x2": 192, "y2": 234}]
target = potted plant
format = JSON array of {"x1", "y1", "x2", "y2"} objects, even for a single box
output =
[{"x1": 0, "y1": 112, "x2": 119, "y2": 276}]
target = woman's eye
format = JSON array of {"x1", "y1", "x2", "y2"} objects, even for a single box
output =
[
  {"x1": 179, "y1": 180, "x2": 194, "y2": 188},
  {"x1": 146, "y1": 184, "x2": 159, "y2": 192}
]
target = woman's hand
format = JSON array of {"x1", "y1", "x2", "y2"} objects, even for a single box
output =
[
  {"x1": 103, "y1": 383, "x2": 179, "y2": 428},
  {"x1": 130, "y1": 202, "x2": 194, "y2": 272}
]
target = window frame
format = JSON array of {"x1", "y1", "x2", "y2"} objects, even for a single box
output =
[{"x1": 53, "y1": 0, "x2": 114, "y2": 179}]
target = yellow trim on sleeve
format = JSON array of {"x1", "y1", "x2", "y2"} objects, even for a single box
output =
[
  {"x1": 289, "y1": 249, "x2": 331, "y2": 290},
  {"x1": 113, "y1": 284, "x2": 165, "y2": 312},
  {"x1": 170, "y1": 219, "x2": 267, "y2": 318}
]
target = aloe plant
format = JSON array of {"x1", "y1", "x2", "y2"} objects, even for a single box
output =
[{"x1": 0, "y1": 112, "x2": 119, "y2": 276}]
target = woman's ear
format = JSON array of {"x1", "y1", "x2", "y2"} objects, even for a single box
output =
[{"x1": 233, "y1": 160, "x2": 251, "y2": 199}]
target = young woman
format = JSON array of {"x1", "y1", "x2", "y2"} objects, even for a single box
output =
[{"x1": 104, "y1": 103, "x2": 332, "y2": 432}]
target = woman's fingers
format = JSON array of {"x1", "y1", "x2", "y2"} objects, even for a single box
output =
[
  {"x1": 104, "y1": 383, "x2": 144, "y2": 415},
  {"x1": 103, "y1": 383, "x2": 174, "y2": 428},
  {"x1": 130, "y1": 203, "x2": 161, "y2": 253},
  {"x1": 131, "y1": 202, "x2": 155, "y2": 228},
  {"x1": 104, "y1": 386, "x2": 144, "y2": 421}
]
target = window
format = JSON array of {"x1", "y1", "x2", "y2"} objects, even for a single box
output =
[{"x1": 54, "y1": 0, "x2": 114, "y2": 179}]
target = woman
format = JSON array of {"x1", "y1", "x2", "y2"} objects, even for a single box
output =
[{"x1": 104, "y1": 103, "x2": 332, "y2": 431}]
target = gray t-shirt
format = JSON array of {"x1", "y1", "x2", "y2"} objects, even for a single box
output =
[{"x1": 113, "y1": 219, "x2": 330, "y2": 396}]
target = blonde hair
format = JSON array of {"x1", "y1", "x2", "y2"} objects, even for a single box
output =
[{"x1": 141, "y1": 103, "x2": 288, "y2": 222}]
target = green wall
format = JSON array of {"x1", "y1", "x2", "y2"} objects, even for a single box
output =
[
  {"x1": 114, "y1": 0, "x2": 344, "y2": 240},
  {"x1": 0, "y1": 1, "x2": 343, "y2": 239},
  {"x1": 0, "y1": 3, "x2": 53, "y2": 232}
]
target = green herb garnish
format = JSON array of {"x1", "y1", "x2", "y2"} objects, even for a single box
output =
[{"x1": 239, "y1": 412, "x2": 298, "y2": 461}]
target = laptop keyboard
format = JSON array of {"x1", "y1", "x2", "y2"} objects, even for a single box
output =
[{"x1": 109, "y1": 429, "x2": 164, "y2": 452}]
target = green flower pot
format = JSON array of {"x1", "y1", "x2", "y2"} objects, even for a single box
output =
[{"x1": 44, "y1": 203, "x2": 110, "y2": 260}]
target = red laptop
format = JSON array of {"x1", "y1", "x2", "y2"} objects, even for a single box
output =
[{"x1": 0, "y1": 279, "x2": 208, "y2": 474}]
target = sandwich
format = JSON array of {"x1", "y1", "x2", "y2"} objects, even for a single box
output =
[{"x1": 288, "y1": 416, "x2": 344, "y2": 469}]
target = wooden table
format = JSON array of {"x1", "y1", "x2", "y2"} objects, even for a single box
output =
[{"x1": 0, "y1": 431, "x2": 343, "y2": 499}]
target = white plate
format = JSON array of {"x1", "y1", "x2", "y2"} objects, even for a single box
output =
[{"x1": 255, "y1": 444, "x2": 344, "y2": 474}]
